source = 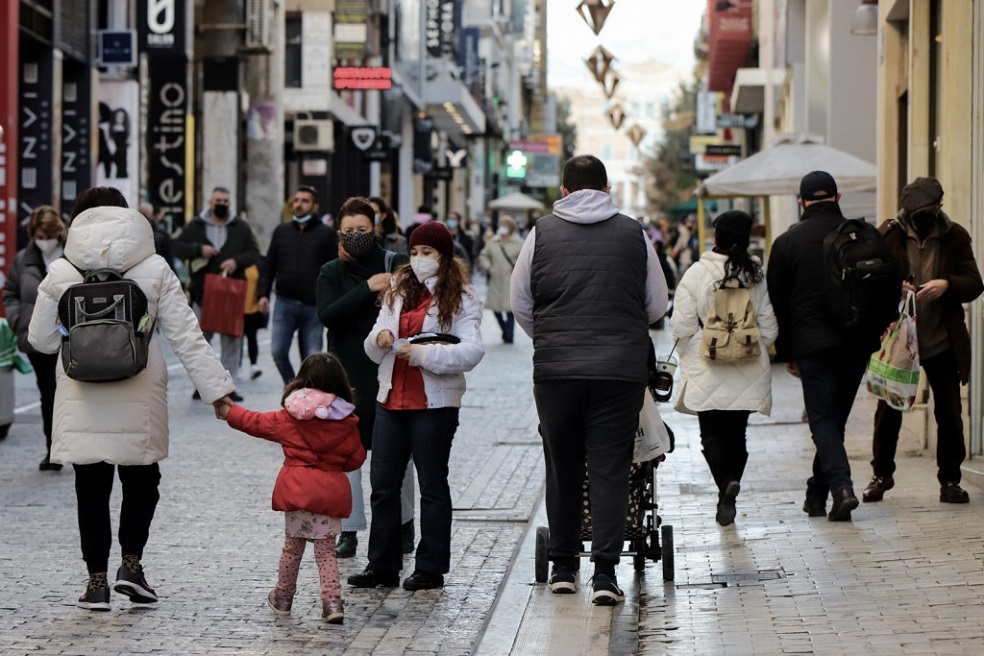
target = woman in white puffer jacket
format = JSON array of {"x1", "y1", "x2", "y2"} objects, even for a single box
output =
[
  {"x1": 671, "y1": 210, "x2": 778, "y2": 527},
  {"x1": 28, "y1": 187, "x2": 235, "y2": 611}
]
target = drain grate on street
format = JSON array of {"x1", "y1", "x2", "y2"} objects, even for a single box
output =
[{"x1": 677, "y1": 569, "x2": 786, "y2": 590}]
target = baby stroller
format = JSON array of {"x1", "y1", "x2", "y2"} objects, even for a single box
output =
[{"x1": 534, "y1": 345, "x2": 676, "y2": 582}]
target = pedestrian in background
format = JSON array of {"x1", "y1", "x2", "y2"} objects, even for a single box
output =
[
  {"x1": 3, "y1": 205, "x2": 67, "y2": 471},
  {"x1": 671, "y1": 210, "x2": 777, "y2": 526},
  {"x1": 173, "y1": 186, "x2": 259, "y2": 400},
  {"x1": 370, "y1": 196, "x2": 407, "y2": 254},
  {"x1": 767, "y1": 171, "x2": 897, "y2": 522},
  {"x1": 510, "y1": 155, "x2": 667, "y2": 605},
  {"x1": 863, "y1": 177, "x2": 983, "y2": 504},
  {"x1": 478, "y1": 215, "x2": 524, "y2": 344},
  {"x1": 242, "y1": 262, "x2": 267, "y2": 380},
  {"x1": 137, "y1": 202, "x2": 175, "y2": 273},
  {"x1": 316, "y1": 197, "x2": 416, "y2": 560},
  {"x1": 28, "y1": 186, "x2": 235, "y2": 611},
  {"x1": 218, "y1": 352, "x2": 365, "y2": 624},
  {"x1": 348, "y1": 222, "x2": 484, "y2": 591}
]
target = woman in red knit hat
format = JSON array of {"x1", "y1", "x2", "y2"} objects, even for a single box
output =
[{"x1": 348, "y1": 221, "x2": 485, "y2": 591}]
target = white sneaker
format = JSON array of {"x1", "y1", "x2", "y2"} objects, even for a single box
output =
[{"x1": 250, "y1": 365, "x2": 263, "y2": 380}]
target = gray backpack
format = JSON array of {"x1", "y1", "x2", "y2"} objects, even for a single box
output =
[{"x1": 57, "y1": 263, "x2": 154, "y2": 382}]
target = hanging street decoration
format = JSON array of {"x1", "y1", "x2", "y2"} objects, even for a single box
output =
[
  {"x1": 625, "y1": 124, "x2": 647, "y2": 147},
  {"x1": 601, "y1": 69, "x2": 620, "y2": 99},
  {"x1": 576, "y1": 0, "x2": 616, "y2": 36},
  {"x1": 584, "y1": 45, "x2": 615, "y2": 84},
  {"x1": 607, "y1": 104, "x2": 626, "y2": 130}
]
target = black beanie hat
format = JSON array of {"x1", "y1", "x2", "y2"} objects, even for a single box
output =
[{"x1": 712, "y1": 210, "x2": 753, "y2": 248}]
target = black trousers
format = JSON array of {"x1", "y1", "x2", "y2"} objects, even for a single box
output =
[
  {"x1": 872, "y1": 348, "x2": 966, "y2": 484},
  {"x1": 697, "y1": 410, "x2": 751, "y2": 497},
  {"x1": 534, "y1": 379, "x2": 643, "y2": 574},
  {"x1": 243, "y1": 312, "x2": 265, "y2": 365},
  {"x1": 27, "y1": 352, "x2": 58, "y2": 454},
  {"x1": 73, "y1": 462, "x2": 161, "y2": 574}
]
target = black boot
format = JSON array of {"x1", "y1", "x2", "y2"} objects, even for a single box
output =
[
  {"x1": 401, "y1": 520, "x2": 415, "y2": 555},
  {"x1": 335, "y1": 532, "x2": 358, "y2": 558}
]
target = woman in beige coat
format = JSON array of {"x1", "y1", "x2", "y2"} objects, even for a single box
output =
[
  {"x1": 29, "y1": 187, "x2": 235, "y2": 611},
  {"x1": 478, "y1": 215, "x2": 525, "y2": 343}
]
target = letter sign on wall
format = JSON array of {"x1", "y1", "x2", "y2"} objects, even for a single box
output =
[{"x1": 138, "y1": 0, "x2": 185, "y2": 55}]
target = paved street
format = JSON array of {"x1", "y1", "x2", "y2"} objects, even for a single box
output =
[{"x1": 4, "y1": 313, "x2": 984, "y2": 655}]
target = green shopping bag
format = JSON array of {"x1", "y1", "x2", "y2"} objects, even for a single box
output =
[{"x1": 865, "y1": 291, "x2": 919, "y2": 411}]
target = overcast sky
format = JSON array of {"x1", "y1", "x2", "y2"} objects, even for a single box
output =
[{"x1": 546, "y1": 0, "x2": 706, "y2": 89}]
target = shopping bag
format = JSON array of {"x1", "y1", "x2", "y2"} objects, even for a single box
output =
[
  {"x1": 633, "y1": 389, "x2": 672, "y2": 463},
  {"x1": 200, "y1": 272, "x2": 247, "y2": 337},
  {"x1": 866, "y1": 291, "x2": 919, "y2": 411}
]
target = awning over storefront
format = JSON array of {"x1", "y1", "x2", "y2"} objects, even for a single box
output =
[
  {"x1": 706, "y1": 0, "x2": 753, "y2": 94},
  {"x1": 730, "y1": 68, "x2": 785, "y2": 114},
  {"x1": 423, "y1": 75, "x2": 486, "y2": 138}
]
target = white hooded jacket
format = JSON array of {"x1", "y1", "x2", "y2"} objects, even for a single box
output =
[
  {"x1": 28, "y1": 206, "x2": 235, "y2": 465},
  {"x1": 671, "y1": 250, "x2": 778, "y2": 415}
]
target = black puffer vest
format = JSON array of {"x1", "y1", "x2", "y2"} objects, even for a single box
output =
[{"x1": 530, "y1": 213, "x2": 649, "y2": 383}]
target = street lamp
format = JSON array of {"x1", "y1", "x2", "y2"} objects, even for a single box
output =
[{"x1": 850, "y1": 0, "x2": 878, "y2": 36}]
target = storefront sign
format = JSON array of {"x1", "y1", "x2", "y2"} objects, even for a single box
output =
[
  {"x1": 333, "y1": 67, "x2": 392, "y2": 90},
  {"x1": 426, "y1": 0, "x2": 458, "y2": 59},
  {"x1": 61, "y1": 64, "x2": 91, "y2": 218},
  {"x1": 146, "y1": 58, "x2": 188, "y2": 226},
  {"x1": 18, "y1": 51, "x2": 53, "y2": 249},
  {"x1": 138, "y1": 0, "x2": 185, "y2": 55}
]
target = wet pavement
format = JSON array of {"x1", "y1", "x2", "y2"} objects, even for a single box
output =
[{"x1": 3, "y1": 304, "x2": 984, "y2": 655}]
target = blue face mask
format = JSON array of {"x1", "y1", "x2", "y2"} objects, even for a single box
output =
[
  {"x1": 447, "y1": 220, "x2": 458, "y2": 231},
  {"x1": 293, "y1": 214, "x2": 312, "y2": 224}
]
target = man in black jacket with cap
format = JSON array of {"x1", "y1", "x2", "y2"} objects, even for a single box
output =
[{"x1": 767, "y1": 171, "x2": 892, "y2": 522}]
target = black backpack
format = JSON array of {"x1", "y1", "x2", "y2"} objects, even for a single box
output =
[
  {"x1": 822, "y1": 219, "x2": 900, "y2": 335},
  {"x1": 57, "y1": 263, "x2": 154, "y2": 383}
]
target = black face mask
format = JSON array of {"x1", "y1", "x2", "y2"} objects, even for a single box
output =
[
  {"x1": 911, "y1": 210, "x2": 937, "y2": 234},
  {"x1": 213, "y1": 204, "x2": 230, "y2": 220}
]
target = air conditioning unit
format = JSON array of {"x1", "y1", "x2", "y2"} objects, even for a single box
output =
[
  {"x1": 244, "y1": 0, "x2": 273, "y2": 52},
  {"x1": 294, "y1": 120, "x2": 334, "y2": 152}
]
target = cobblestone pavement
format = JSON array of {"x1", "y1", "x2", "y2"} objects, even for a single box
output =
[
  {"x1": 0, "y1": 292, "x2": 544, "y2": 656},
  {"x1": 638, "y1": 331, "x2": 984, "y2": 655}
]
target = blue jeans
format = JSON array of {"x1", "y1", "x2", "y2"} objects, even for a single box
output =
[
  {"x1": 797, "y1": 353, "x2": 868, "y2": 501},
  {"x1": 493, "y1": 311, "x2": 515, "y2": 342},
  {"x1": 368, "y1": 406, "x2": 458, "y2": 574},
  {"x1": 271, "y1": 296, "x2": 324, "y2": 384}
]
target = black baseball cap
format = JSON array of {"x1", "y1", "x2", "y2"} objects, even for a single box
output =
[{"x1": 798, "y1": 171, "x2": 838, "y2": 201}]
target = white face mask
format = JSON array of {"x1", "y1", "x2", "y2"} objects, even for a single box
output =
[
  {"x1": 410, "y1": 256, "x2": 440, "y2": 283},
  {"x1": 496, "y1": 227, "x2": 509, "y2": 237},
  {"x1": 35, "y1": 238, "x2": 60, "y2": 256}
]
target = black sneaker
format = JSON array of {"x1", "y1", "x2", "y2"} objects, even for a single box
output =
[
  {"x1": 113, "y1": 564, "x2": 158, "y2": 603},
  {"x1": 192, "y1": 390, "x2": 201, "y2": 400},
  {"x1": 591, "y1": 573, "x2": 624, "y2": 605},
  {"x1": 229, "y1": 391, "x2": 244, "y2": 403},
  {"x1": 39, "y1": 456, "x2": 63, "y2": 472},
  {"x1": 78, "y1": 580, "x2": 110, "y2": 611},
  {"x1": 548, "y1": 565, "x2": 577, "y2": 594},
  {"x1": 940, "y1": 482, "x2": 970, "y2": 504}
]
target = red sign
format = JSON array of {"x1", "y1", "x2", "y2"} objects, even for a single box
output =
[
  {"x1": 333, "y1": 67, "x2": 392, "y2": 90},
  {"x1": 0, "y1": 0, "x2": 19, "y2": 281},
  {"x1": 706, "y1": 0, "x2": 752, "y2": 93}
]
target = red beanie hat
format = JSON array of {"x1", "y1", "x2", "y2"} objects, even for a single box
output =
[{"x1": 409, "y1": 221, "x2": 455, "y2": 257}]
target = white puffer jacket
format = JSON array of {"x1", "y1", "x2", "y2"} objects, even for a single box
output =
[
  {"x1": 28, "y1": 207, "x2": 235, "y2": 466},
  {"x1": 670, "y1": 251, "x2": 778, "y2": 415},
  {"x1": 364, "y1": 276, "x2": 485, "y2": 408}
]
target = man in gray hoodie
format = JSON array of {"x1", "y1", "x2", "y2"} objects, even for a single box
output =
[{"x1": 510, "y1": 155, "x2": 668, "y2": 605}]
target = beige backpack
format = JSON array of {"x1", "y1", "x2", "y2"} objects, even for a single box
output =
[{"x1": 699, "y1": 281, "x2": 760, "y2": 361}]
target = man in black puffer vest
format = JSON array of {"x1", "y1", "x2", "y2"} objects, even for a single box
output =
[{"x1": 511, "y1": 155, "x2": 668, "y2": 605}]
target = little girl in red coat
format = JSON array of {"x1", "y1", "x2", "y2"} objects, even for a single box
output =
[{"x1": 218, "y1": 352, "x2": 366, "y2": 624}]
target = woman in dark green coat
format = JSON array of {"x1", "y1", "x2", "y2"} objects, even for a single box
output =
[{"x1": 316, "y1": 197, "x2": 414, "y2": 559}]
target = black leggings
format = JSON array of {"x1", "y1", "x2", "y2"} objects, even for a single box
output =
[
  {"x1": 243, "y1": 312, "x2": 265, "y2": 365},
  {"x1": 26, "y1": 352, "x2": 58, "y2": 453},
  {"x1": 73, "y1": 462, "x2": 161, "y2": 574},
  {"x1": 697, "y1": 410, "x2": 751, "y2": 497}
]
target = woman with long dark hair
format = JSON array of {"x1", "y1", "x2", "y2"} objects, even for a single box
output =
[
  {"x1": 671, "y1": 210, "x2": 778, "y2": 526},
  {"x1": 348, "y1": 222, "x2": 484, "y2": 591},
  {"x1": 370, "y1": 196, "x2": 407, "y2": 254}
]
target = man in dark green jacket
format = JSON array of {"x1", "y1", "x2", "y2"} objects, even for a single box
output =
[{"x1": 173, "y1": 186, "x2": 259, "y2": 395}]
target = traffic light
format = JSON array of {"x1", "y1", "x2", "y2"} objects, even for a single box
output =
[{"x1": 506, "y1": 149, "x2": 528, "y2": 179}]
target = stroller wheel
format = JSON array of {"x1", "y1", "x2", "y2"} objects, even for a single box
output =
[
  {"x1": 633, "y1": 539, "x2": 647, "y2": 572},
  {"x1": 534, "y1": 526, "x2": 550, "y2": 583},
  {"x1": 661, "y1": 525, "x2": 674, "y2": 581}
]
